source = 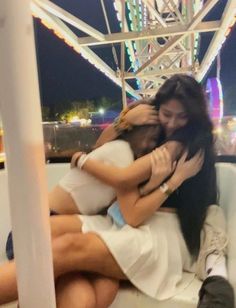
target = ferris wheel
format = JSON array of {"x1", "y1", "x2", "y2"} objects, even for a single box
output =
[{"x1": 31, "y1": 0, "x2": 236, "y2": 102}]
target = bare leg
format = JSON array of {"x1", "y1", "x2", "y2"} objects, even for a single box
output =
[
  {"x1": 56, "y1": 272, "x2": 96, "y2": 308},
  {"x1": 0, "y1": 232, "x2": 126, "y2": 305},
  {"x1": 56, "y1": 273, "x2": 119, "y2": 308},
  {"x1": 49, "y1": 185, "x2": 79, "y2": 215},
  {"x1": 53, "y1": 232, "x2": 127, "y2": 280},
  {"x1": 0, "y1": 262, "x2": 18, "y2": 305},
  {"x1": 50, "y1": 215, "x2": 83, "y2": 238},
  {"x1": 91, "y1": 275, "x2": 119, "y2": 308}
]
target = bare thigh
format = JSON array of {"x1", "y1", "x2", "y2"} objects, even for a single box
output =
[
  {"x1": 50, "y1": 215, "x2": 83, "y2": 238},
  {"x1": 53, "y1": 232, "x2": 127, "y2": 280},
  {"x1": 49, "y1": 185, "x2": 79, "y2": 214},
  {"x1": 56, "y1": 273, "x2": 119, "y2": 308}
]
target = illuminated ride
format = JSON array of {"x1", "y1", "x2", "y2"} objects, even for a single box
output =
[
  {"x1": 206, "y1": 77, "x2": 223, "y2": 120},
  {"x1": 31, "y1": 0, "x2": 236, "y2": 105}
]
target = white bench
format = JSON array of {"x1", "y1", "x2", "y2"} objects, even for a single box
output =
[{"x1": 0, "y1": 163, "x2": 236, "y2": 307}]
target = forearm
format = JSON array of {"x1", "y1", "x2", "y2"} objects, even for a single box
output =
[
  {"x1": 82, "y1": 141, "x2": 182, "y2": 190},
  {"x1": 139, "y1": 178, "x2": 163, "y2": 196},
  {"x1": 82, "y1": 154, "x2": 152, "y2": 189},
  {"x1": 118, "y1": 175, "x2": 183, "y2": 227}
]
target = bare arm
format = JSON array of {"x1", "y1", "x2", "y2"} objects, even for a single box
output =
[
  {"x1": 82, "y1": 141, "x2": 183, "y2": 189},
  {"x1": 116, "y1": 177, "x2": 179, "y2": 227},
  {"x1": 82, "y1": 151, "x2": 151, "y2": 188},
  {"x1": 139, "y1": 147, "x2": 176, "y2": 195},
  {"x1": 117, "y1": 150, "x2": 204, "y2": 227}
]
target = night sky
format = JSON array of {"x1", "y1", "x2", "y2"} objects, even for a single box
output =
[{"x1": 34, "y1": 0, "x2": 236, "y2": 115}]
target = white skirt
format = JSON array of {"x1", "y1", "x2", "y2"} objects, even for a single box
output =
[{"x1": 79, "y1": 211, "x2": 197, "y2": 300}]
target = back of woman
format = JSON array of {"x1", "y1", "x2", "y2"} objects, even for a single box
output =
[{"x1": 51, "y1": 121, "x2": 160, "y2": 215}]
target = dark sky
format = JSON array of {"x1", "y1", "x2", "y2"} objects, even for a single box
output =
[{"x1": 34, "y1": 0, "x2": 236, "y2": 115}]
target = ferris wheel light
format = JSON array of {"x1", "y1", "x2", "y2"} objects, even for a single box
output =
[
  {"x1": 113, "y1": 2, "x2": 118, "y2": 11},
  {"x1": 116, "y1": 12, "x2": 121, "y2": 21}
]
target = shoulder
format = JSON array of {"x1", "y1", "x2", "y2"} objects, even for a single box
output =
[
  {"x1": 88, "y1": 140, "x2": 134, "y2": 165},
  {"x1": 106, "y1": 140, "x2": 132, "y2": 151},
  {"x1": 90, "y1": 140, "x2": 132, "y2": 155}
]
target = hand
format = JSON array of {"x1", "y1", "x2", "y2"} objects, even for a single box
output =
[
  {"x1": 124, "y1": 103, "x2": 159, "y2": 126},
  {"x1": 70, "y1": 152, "x2": 85, "y2": 168},
  {"x1": 141, "y1": 147, "x2": 176, "y2": 195},
  {"x1": 150, "y1": 147, "x2": 176, "y2": 182},
  {"x1": 172, "y1": 150, "x2": 204, "y2": 184}
]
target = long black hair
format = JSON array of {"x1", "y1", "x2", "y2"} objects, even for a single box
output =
[{"x1": 153, "y1": 74, "x2": 217, "y2": 259}]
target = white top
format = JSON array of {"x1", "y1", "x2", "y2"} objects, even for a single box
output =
[{"x1": 59, "y1": 140, "x2": 134, "y2": 214}]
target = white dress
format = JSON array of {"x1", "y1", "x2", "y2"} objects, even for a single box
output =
[
  {"x1": 79, "y1": 205, "x2": 227, "y2": 300},
  {"x1": 59, "y1": 140, "x2": 134, "y2": 214}
]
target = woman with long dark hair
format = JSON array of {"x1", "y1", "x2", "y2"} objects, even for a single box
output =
[{"x1": 77, "y1": 74, "x2": 217, "y2": 259}]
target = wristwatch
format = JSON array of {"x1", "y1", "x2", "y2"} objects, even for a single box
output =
[{"x1": 160, "y1": 183, "x2": 173, "y2": 197}]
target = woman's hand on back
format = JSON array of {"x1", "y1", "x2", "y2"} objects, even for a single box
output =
[
  {"x1": 171, "y1": 150, "x2": 204, "y2": 185},
  {"x1": 151, "y1": 147, "x2": 176, "y2": 182},
  {"x1": 140, "y1": 147, "x2": 175, "y2": 195}
]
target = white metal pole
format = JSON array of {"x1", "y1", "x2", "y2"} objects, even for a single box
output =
[
  {"x1": 121, "y1": 0, "x2": 127, "y2": 108},
  {"x1": 0, "y1": 1, "x2": 56, "y2": 307},
  {"x1": 186, "y1": 0, "x2": 194, "y2": 68}
]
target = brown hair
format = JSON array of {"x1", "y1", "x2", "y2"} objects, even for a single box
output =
[
  {"x1": 118, "y1": 124, "x2": 161, "y2": 158},
  {"x1": 117, "y1": 100, "x2": 161, "y2": 158}
]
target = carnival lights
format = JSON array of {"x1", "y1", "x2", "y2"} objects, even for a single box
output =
[
  {"x1": 32, "y1": 1, "x2": 140, "y2": 99},
  {"x1": 31, "y1": 0, "x2": 236, "y2": 97},
  {"x1": 196, "y1": 1, "x2": 236, "y2": 81}
]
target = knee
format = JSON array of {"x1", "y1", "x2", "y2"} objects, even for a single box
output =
[
  {"x1": 57, "y1": 289, "x2": 96, "y2": 308},
  {"x1": 53, "y1": 233, "x2": 72, "y2": 256},
  {"x1": 52, "y1": 233, "x2": 82, "y2": 277},
  {"x1": 95, "y1": 280, "x2": 120, "y2": 308},
  {"x1": 83, "y1": 296, "x2": 96, "y2": 308},
  {"x1": 57, "y1": 294, "x2": 96, "y2": 308}
]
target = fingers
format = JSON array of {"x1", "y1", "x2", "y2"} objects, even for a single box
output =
[
  {"x1": 138, "y1": 105, "x2": 158, "y2": 118},
  {"x1": 172, "y1": 160, "x2": 177, "y2": 172},
  {"x1": 189, "y1": 150, "x2": 204, "y2": 164},
  {"x1": 70, "y1": 152, "x2": 84, "y2": 168},
  {"x1": 178, "y1": 151, "x2": 188, "y2": 164},
  {"x1": 152, "y1": 147, "x2": 171, "y2": 165},
  {"x1": 124, "y1": 103, "x2": 159, "y2": 126},
  {"x1": 145, "y1": 115, "x2": 159, "y2": 125},
  {"x1": 162, "y1": 147, "x2": 171, "y2": 162},
  {"x1": 124, "y1": 105, "x2": 158, "y2": 125},
  {"x1": 185, "y1": 150, "x2": 205, "y2": 175},
  {"x1": 150, "y1": 151, "x2": 155, "y2": 171},
  {"x1": 151, "y1": 149, "x2": 161, "y2": 173}
]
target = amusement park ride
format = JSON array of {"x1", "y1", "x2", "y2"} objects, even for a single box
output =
[
  {"x1": 31, "y1": 0, "x2": 236, "y2": 108},
  {"x1": 0, "y1": 1, "x2": 236, "y2": 308}
]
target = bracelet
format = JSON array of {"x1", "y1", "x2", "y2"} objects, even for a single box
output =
[
  {"x1": 159, "y1": 183, "x2": 173, "y2": 197},
  {"x1": 77, "y1": 154, "x2": 88, "y2": 169},
  {"x1": 113, "y1": 107, "x2": 133, "y2": 134},
  {"x1": 72, "y1": 154, "x2": 82, "y2": 168}
]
